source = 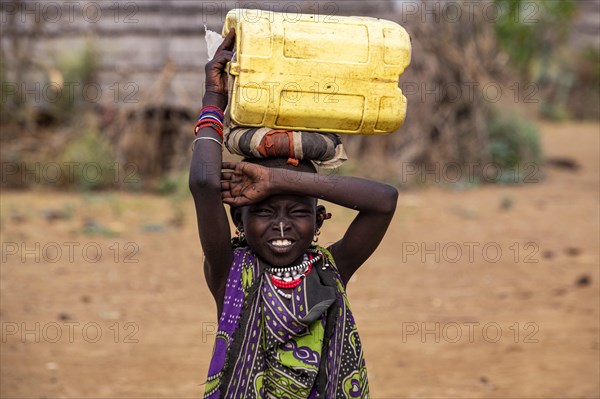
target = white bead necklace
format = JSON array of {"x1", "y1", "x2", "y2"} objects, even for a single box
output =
[
  {"x1": 276, "y1": 289, "x2": 292, "y2": 299},
  {"x1": 264, "y1": 250, "x2": 323, "y2": 299}
]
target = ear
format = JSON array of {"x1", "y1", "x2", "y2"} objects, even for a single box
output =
[
  {"x1": 230, "y1": 207, "x2": 243, "y2": 229},
  {"x1": 316, "y1": 205, "x2": 332, "y2": 229}
]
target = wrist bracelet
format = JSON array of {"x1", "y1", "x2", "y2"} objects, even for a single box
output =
[
  {"x1": 199, "y1": 105, "x2": 224, "y2": 120},
  {"x1": 197, "y1": 122, "x2": 223, "y2": 137},
  {"x1": 192, "y1": 136, "x2": 223, "y2": 151},
  {"x1": 194, "y1": 119, "x2": 224, "y2": 137},
  {"x1": 200, "y1": 114, "x2": 223, "y2": 124}
]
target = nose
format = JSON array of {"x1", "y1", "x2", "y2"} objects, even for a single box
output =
[{"x1": 273, "y1": 219, "x2": 289, "y2": 238}]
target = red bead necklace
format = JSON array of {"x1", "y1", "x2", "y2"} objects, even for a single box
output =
[
  {"x1": 269, "y1": 252, "x2": 321, "y2": 289},
  {"x1": 270, "y1": 263, "x2": 314, "y2": 289}
]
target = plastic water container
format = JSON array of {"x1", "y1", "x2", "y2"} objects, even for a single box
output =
[{"x1": 222, "y1": 9, "x2": 411, "y2": 135}]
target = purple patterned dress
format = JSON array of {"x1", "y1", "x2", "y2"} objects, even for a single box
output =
[{"x1": 203, "y1": 246, "x2": 369, "y2": 398}]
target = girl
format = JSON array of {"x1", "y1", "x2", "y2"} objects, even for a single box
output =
[{"x1": 190, "y1": 30, "x2": 398, "y2": 398}]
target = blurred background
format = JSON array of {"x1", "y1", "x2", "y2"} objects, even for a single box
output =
[{"x1": 1, "y1": 0, "x2": 598, "y2": 397}]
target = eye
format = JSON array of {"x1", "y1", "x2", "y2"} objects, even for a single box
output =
[
  {"x1": 251, "y1": 207, "x2": 272, "y2": 216},
  {"x1": 291, "y1": 208, "x2": 312, "y2": 216}
]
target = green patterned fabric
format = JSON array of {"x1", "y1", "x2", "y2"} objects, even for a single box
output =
[{"x1": 204, "y1": 246, "x2": 369, "y2": 398}]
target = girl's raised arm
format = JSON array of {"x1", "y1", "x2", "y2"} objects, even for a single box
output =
[
  {"x1": 221, "y1": 162, "x2": 398, "y2": 285},
  {"x1": 189, "y1": 30, "x2": 235, "y2": 314}
]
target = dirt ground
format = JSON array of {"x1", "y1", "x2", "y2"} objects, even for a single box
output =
[{"x1": 1, "y1": 121, "x2": 598, "y2": 398}]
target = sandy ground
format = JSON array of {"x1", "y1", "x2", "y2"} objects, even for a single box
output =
[{"x1": 1, "y1": 121, "x2": 598, "y2": 398}]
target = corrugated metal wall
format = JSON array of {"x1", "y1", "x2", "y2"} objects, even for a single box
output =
[
  {"x1": 0, "y1": 0, "x2": 398, "y2": 110},
  {"x1": 1, "y1": 0, "x2": 597, "y2": 111}
]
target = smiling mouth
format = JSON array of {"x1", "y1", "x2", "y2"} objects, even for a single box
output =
[{"x1": 270, "y1": 239, "x2": 294, "y2": 248}]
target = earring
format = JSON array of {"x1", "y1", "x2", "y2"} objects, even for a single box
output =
[
  {"x1": 235, "y1": 226, "x2": 245, "y2": 241},
  {"x1": 312, "y1": 228, "x2": 320, "y2": 243}
]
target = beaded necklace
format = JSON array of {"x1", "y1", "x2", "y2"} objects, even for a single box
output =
[{"x1": 263, "y1": 250, "x2": 323, "y2": 299}]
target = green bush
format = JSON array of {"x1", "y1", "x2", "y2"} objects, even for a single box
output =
[
  {"x1": 48, "y1": 41, "x2": 99, "y2": 123},
  {"x1": 60, "y1": 130, "x2": 116, "y2": 190},
  {"x1": 487, "y1": 111, "x2": 542, "y2": 183},
  {"x1": 494, "y1": 0, "x2": 576, "y2": 77},
  {"x1": 494, "y1": 0, "x2": 584, "y2": 120}
]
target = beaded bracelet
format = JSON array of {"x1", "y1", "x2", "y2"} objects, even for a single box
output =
[
  {"x1": 194, "y1": 120, "x2": 223, "y2": 137},
  {"x1": 199, "y1": 105, "x2": 224, "y2": 120},
  {"x1": 194, "y1": 105, "x2": 225, "y2": 137},
  {"x1": 200, "y1": 110, "x2": 224, "y2": 121},
  {"x1": 194, "y1": 118, "x2": 224, "y2": 137},
  {"x1": 200, "y1": 113, "x2": 222, "y2": 123}
]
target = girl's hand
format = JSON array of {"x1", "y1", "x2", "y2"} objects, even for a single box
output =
[
  {"x1": 204, "y1": 29, "x2": 235, "y2": 108},
  {"x1": 220, "y1": 162, "x2": 274, "y2": 207}
]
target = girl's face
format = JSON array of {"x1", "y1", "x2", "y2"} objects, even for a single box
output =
[{"x1": 240, "y1": 194, "x2": 316, "y2": 267}]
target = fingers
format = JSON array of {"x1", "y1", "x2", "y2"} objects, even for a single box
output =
[
  {"x1": 205, "y1": 29, "x2": 234, "y2": 82},
  {"x1": 221, "y1": 193, "x2": 235, "y2": 205},
  {"x1": 221, "y1": 172, "x2": 235, "y2": 181},
  {"x1": 203, "y1": 29, "x2": 235, "y2": 98},
  {"x1": 218, "y1": 28, "x2": 236, "y2": 52},
  {"x1": 220, "y1": 186, "x2": 236, "y2": 203},
  {"x1": 212, "y1": 50, "x2": 233, "y2": 66},
  {"x1": 221, "y1": 189, "x2": 233, "y2": 199},
  {"x1": 221, "y1": 162, "x2": 238, "y2": 170},
  {"x1": 220, "y1": 180, "x2": 244, "y2": 197},
  {"x1": 205, "y1": 52, "x2": 233, "y2": 80},
  {"x1": 222, "y1": 197, "x2": 237, "y2": 206},
  {"x1": 207, "y1": 29, "x2": 234, "y2": 73},
  {"x1": 220, "y1": 181, "x2": 232, "y2": 191},
  {"x1": 221, "y1": 193, "x2": 246, "y2": 207}
]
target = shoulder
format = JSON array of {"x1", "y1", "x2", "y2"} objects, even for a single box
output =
[
  {"x1": 318, "y1": 245, "x2": 347, "y2": 290},
  {"x1": 209, "y1": 246, "x2": 255, "y2": 317},
  {"x1": 324, "y1": 243, "x2": 362, "y2": 287}
]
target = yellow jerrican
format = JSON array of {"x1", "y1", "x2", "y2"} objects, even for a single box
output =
[{"x1": 223, "y1": 8, "x2": 412, "y2": 135}]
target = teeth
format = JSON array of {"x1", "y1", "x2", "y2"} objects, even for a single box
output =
[{"x1": 271, "y1": 239, "x2": 292, "y2": 247}]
